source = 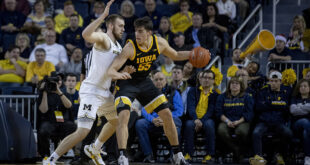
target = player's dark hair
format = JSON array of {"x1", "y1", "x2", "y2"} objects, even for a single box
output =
[{"x1": 134, "y1": 16, "x2": 153, "y2": 31}]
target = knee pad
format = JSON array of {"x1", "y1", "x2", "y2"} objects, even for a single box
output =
[
  {"x1": 115, "y1": 96, "x2": 132, "y2": 113},
  {"x1": 77, "y1": 118, "x2": 94, "y2": 129}
]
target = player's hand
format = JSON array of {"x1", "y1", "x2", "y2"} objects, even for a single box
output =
[
  {"x1": 102, "y1": 0, "x2": 114, "y2": 18},
  {"x1": 116, "y1": 72, "x2": 132, "y2": 80},
  {"x1": 121, "y1": 65, "x2": 136, "y2": 74}
]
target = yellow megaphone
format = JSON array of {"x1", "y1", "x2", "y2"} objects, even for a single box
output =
[{"x1": 240, "y1": 29, "x2": 276, "y2": 59}]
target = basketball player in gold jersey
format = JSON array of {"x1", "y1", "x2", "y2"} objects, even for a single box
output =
[{"x1": 108, "y1": 16, "x2": 194, "y2": 165}]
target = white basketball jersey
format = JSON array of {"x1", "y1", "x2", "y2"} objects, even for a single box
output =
[{"x1": 80, "y1": 35, "x2": 122, "y2": 97}]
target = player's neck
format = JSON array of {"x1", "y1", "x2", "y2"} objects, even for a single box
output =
[
  {"x1": 107, "y1": 30, "x2": 116, "y2": 43},
  {"x1": 139, "y1": 36, "x2": 152, "y2": 49}
]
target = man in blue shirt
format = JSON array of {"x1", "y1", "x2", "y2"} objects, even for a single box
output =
[
  {"x1": 251, "y1": 71, "x2": 293, "y2": 164},
  {"x1": 59, "y1": 14, "x2": 84, "y2": 54},
  {"x1": 135, "y1": 71, "x2": 183, "y2": 163},
  {"x1": 0, "y1": 0, "x2": 26, "y2": 51}
]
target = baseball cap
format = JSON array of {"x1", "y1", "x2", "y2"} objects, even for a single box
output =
[{"x1": 269, "y1": 71, "x2": 282, "y2": 79}]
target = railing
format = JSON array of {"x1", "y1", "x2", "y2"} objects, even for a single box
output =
[
  {"x1": 266, "y1": 60, "x2": 310, "y2": 79},
  {"x1": 232, "y1": 4, "x2": 263, "y2": 49},
  {"x1": 273, "y1": 0, "x2": 280, "y2": 34},
  {"x1": 0, "y1": 95, "x2": 39, "y2": 133},
  {"x1": 205, "y1": 56, "x2": 224, "y2": 91}
]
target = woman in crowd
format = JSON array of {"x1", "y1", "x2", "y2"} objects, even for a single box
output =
[
  {"x1": 15, "y1": 33, "x2": 32, "y2": 62},
  {"x1": 290, "y1": 79, "x2": 310, "y2": 165},
  {"x1": 23, "y1": 0, "x2": 49, "y2": 34},
  {"x1": 119, "y1": 0, "x2": 138, "y2": 43},
  {"x1": 216, "y1": 76, "x2": 254, "y2": 162}
]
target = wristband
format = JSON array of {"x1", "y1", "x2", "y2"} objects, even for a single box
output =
[{"x1": 59, "y1": 93, "x2": 64, "y2": 97}]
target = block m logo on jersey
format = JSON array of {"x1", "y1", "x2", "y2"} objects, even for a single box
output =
[{"x1": 83, "y1": 104, "x2": 92, "y2": 111}]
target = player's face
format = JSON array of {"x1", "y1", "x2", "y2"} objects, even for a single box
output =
[
  {"x1": 135, "y1": 27, "x2": 152, "y2": 45},
  {"x1": 112, "y1": 18, "x2": 125, "y2": 40}
]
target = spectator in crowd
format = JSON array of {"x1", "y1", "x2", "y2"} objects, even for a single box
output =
[
  {"x1": 172, "y1": 32, "x2": 193, "y2": 66},
  {"x1": 135, "y1": 71, "x2": 183, "y2": 163},
  {"x1": 63, "y1": 73, "x2": 79, "y2": 120},
  {"x1": 226, "y1": 48, "x2": 244, "y2": 78},
  {"x1": 170, "y1": 0, "x2": 193, "y2": 33},
  {"x1": 184, "y1": 12, "x2": 216, "y2": 50},
  {"x1": 37, "y1": 71, "x2": 76, "y2": 158},
  {"x1": 202, "y1": 3, "x2": 230, "y2": 56},
  {"x1": 29, "y1": 30, "x2": 68, "y2": 70},
  {"x1": 143, "y1": 0, "x2": 162, "y2": 31},
  {"x1": 26, "y1": 48, "x2": 55, "y2": 85},
  {"x1": 216, "y1": 0, "x2": 236, "y2": 20},
  {"x1": 233, "y1": 0, "x2": 248, "y2": 20},
  {"x1": 216, "y1": 76, "x2": 254, "y2": 162},
  {"x1": 305, "y1": 69, "x2": 310, "y2": 80},
  {"x1": 83, "y1": 1, "x2": 105, "y2": 29},
  {"x1": 302, "y1": 8, "x2": 310, "y2": 52},
  {"x1": 119, "y1": 0, "x2": 138, "y2": 42},
  {"x1": 54, "y1": 0, "x2": 83, "y2": 34},
  {"x1": 157, "y1": 16, "x2": 175, "y2": 47},
  {"x1": 184, "y1": 70, "x2": 219, "y2": 163},
  {"x1": 286, "y1": 26, "x2": 305, "y2": 52},
  {"x1": 246, "y1": 61, "x2": 267, "y2": 94},
  {"x1": 59, "y1": 14, "x2": 84, "y2": 53},
  {"x1": 170, "y1": 65, "x2": 190, "y2": 110},
  {"x1": 42, "y1": 16, "x2": 55, "y2": 34},
  {"x1": 15, "y1": 33, "x2": 31, "y2": 62},
  {"x1": 269, "y1": 34, "x2": 292, "y2": 62},
  {"x1": 23, "y1": 0, "x2": 49, "y2": 35},
  {"x1": 171, "y1": 65, "x2": 189, "y2": 94},
  {"x1": 0, "y1": 45, "x2": 27, "y2": 86},
  {"x1": 182, "y1": 61, "x2": 197, "y2": 87},
  {"x1": 290, "y1": 79, "x2": 310, "y2": 165},
  {"x1": 0, "y1": 0, "x2": 26, "y2": 51},
  {"x1": 59, "y1": 47, "x2": 82, "y2": 76},
  {"x1": 289, "y1": 15, "x2": 306, "y2": 39},
  {"x1": 251, "y1": 71, "x2": 293, "y2": 164},
  {"x1": 235, "y1": 69, "x2": 256, "y2": 97},
  {"x1": 157, "y1": 56, "x2": 175, "y2": 83},
  {"x1": 0, "y1": 0, "x2": 30, "y2": 16}
]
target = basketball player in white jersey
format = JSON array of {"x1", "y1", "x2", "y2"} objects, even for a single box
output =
[{"x1": 43, "y1": 1, "x2": 131, "y2": 165}]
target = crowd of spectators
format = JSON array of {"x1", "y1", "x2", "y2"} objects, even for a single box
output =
[{"x1": 0, "y1": 0, "x2": 310, "y2": 164}]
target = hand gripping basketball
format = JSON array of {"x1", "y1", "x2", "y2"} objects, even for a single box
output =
[{"x1": 189, "y1": 47, "x2": 211, "y2": 68}]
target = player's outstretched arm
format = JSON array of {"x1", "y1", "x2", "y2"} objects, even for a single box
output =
[
  {"x1": 158, "y1": 36, "x2": 190, "y2": 61},
  {"x1": 82, "y1": 0, "x2": 114, "y2": 44},
  {"x1": 108, "y1": 42, "x2": 134, "y2": 80}
]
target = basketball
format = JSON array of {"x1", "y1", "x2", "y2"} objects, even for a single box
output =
[{"x1": 189, "y1": 47, "x2": 211, "y2": 68}]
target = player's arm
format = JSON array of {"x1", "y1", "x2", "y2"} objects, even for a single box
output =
[
  {"x1": 158, "y1": 36, "x2": 190, "y2": 61},
  {"x1": 82, "y1": 0, "x2": 114, "y2": 45},
  {"x1": 108, "y1": 42, "x2": 134, "y2": 80}
]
